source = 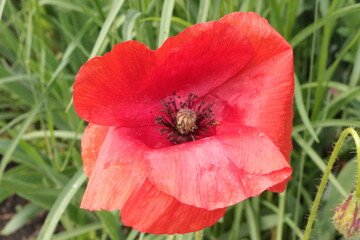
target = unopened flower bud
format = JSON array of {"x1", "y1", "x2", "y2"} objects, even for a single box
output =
[
  {"x1": 176, "y1": 108, "x2": 197, "y2": 134},
  {"x1": 333, "y1": 194, "x2": 360, "y2": 238}
]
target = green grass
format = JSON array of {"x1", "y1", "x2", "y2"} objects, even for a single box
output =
[{"x1": 1, "y1": 0, "x2": 360, "y2": 239}]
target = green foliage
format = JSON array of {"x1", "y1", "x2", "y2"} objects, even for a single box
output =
[{"x1": 0, "y1": 0, "x2": 359, "y2": 239}]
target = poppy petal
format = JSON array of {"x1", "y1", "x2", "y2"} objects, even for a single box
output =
[
  {"x1": 150, "y1": 21, "x2": 253, "y2": 99},
  {"x1": 145, "y1": 124, "x2": 291, "y2": 210},
  {"x1": 73, "y1": 41, "x2": 157, "y2": 126},
  {"x1": 267, "y1": 178, "x2": 290, "y2": 193},
  {"x1": 121, "y1": 178, "x2": 226, "y2": 235},
  {"x1": 209, "y1": 12, "x2": 294, "y2": 160},
  {"x1": 74, "y1": 21, "x2": 254, "y2": 127},
  {"x1": 81, "y1": 123, "x2": 109, "y2": 177},
  {"x1": 81, "y1": 127, "x2": 148, "y2": 211}
]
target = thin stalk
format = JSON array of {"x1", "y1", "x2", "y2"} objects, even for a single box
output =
[
  {"x1": 303, "y1": 128, "x2": 360, "y2": 240},
  {"x1": 276, "y1": 191, "x2": 286, "y2": 240},
  {"x1": 195, "y1": 231, "x2": 202, "y2": 240},
  {"x1": 245, "y1": 200, "x2": 261, "y2": 240}
]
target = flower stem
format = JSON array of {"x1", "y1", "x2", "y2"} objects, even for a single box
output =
[
  {"x1": 195, "y1": 231, "x2": 202, "y2": 240},
  {"x1": 303, "y1": 127, "x2": 360, "y2": 240},
  {"x1": 275, "y1": 191, "x2": 286, "y2": 240}
]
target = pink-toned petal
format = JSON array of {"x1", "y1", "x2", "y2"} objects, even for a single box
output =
[
  {"x1": 208, "y1": 12, "x2": 294, "y2": 160},
  {"x1": 146, "y1": 124, "x2": 291, "y2": 210},
  {"x1": 81, "y1": 123, "x2": 109, "y2": 177},
  {"x1": 121, "y1": 179, "x2": 226, "y2": 235},
  {"x1": 81, "y1": 127, "x2": 148, "y2": 211},
  {"x1": 73, "y1": 41, "x2": 157, "y2": 127}
]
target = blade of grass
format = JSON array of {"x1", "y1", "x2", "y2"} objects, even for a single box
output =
[
  {"x1": 275, "y1": 191, "x2": 286, "y2": 240},
  {"x1": 292, "y1": 132, "x2": 347, "y2": 197},
  {"x1": 294, "y1": 75, "x2": 319, "y2": 142},
  {"x1": 140, "y1": 16, "x2": 192, "y2": 27},
  {"x1": 312, "y1": 0, "x2": 340, "y2": 119},
  {"x1": 96, "y1": 210, "x2": 125, "y2": 240},
  {"x1": 39, "y1": 0, "x2": 82, "y2": 12},
  {"x1": 37, "y1": 169, "x2": 87, "y2": 240},
  {"x1": 245, "y1": 200, "x2": 261, "y2": 240},
  {"x1": 124, "y1": 229, "x2": 140, "y2": 240},
  {"x1": 326, "y1": 30, "x2": 360, "y2": 80},
  {"x1": 284, "y1": 0, "x2": 299, "y2": 39},
  {"x1": 90, "y1": 0, "x2": 125, "y2": 58},
  {"x1": 21, "y1": 130, "x2": 82, "y2": 140},
  {"x1": 50, "y1": 222, "x2": 103, "y2": 240},
  {"x1": 293, "y1": 119, "x2": 360, "y2": 133},
  {"x1": 0, "y1": 203, "x2": 43, "y2": 235},
  {"x1": 0, "y1": 0, "x2": 6, "y2": 22},
  {"x1": 196, "y1": 0, "x2": 210, "y2": 23},
  {"x1": 290, "y1": 4, "x2": 360, "y2": 47},
  {"x1": 349, "y1": 39, "x2": 360, "y2": 87},
  {"x1": 157, "y1": 0, "x2": 175, "y2": 47},
  {"x1": 261, "y1": 201, "x2": 304, "y2": 239},
  {"x1": 269, "y1": 0, "x2": 282, "y2": 31},
  {"x1": 229, "y1": 202, "x2": 244, "y2": 240},
  {"x1": 122, "y1": 9, "x2": 142, "y2": 41},
  {"x1": 0, "y1": 21, "x2": 90, "y2": 182},
  {"x1": 323, "y1": 87, "x2": 360, "y2": 118},
  {"x1": 65, "y1": 0, "x2": 125, "y2": 111}
]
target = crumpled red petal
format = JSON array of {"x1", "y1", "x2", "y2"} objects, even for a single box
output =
[
  {"x1": 121, "y1": 179, "x2": 226, "y2": 235},
  {"x1": 151, "y1": 21, "x2": 253, "y2": 100},
  {"x1": 81, "y1": 127, "x2": 226, "y2": 234},
  {"x1": 145, "y1": 123, "x2": 291, "y2": 210},
  {"x1": 74, "y1": 41, "x2": 156, "y2": 127},
  {"x1": 211, "y1": 12, "x2": 294, "y2": 161},
  {"x1": 81, "y1": 123, "x2": 109, "y2": 177},
  {"x1": 81, "y1": 127, "x2": 147, "y2": 211},
  {"x1": 74, "y1": 21, "x2": 253, "y2": 127}
]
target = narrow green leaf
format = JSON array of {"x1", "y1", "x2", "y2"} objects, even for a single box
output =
[
  {"x1": 0, "y1": 203, "x2": 43, "y2": 235},
  {"x1": 122, "y1": 9, "x2": 142, "y2": 41},
  {"x1": 39, "y1": 0, "x2": 83, "y2": 12},
  {"x1": 324, "y1": 87, "x2": 360, "y2": 118},
  {"x1": 294, "y1": 76, "x2": 319, "y2": 142},
  {"x1": 50, "y1": 223, "x2": 103, "y2": 240},
  {"x1": 293, "y1": 120, "x2": 360, "y2": 135},
  {"x1": 96, "y1": 210, "x2": 125, "y2": 240},
  {"x1": 140, "y1": 16, "x2": 192, "y2": 27},
  {"x1": 229, "y1": 202, "x2": 243, "y2": 240},
  {"x1": 157, "y1": 0, "x2": 175, "y2": 47},
  {"x1": 245, "y1": 200, "x2": 261, "y2": 240},
  {"x1": 90, "y1": 0, "x2": 125, "y2": 58},
  {"x1": 21, "y1": 130, "x2": 82, "y2": 140},
  {"x1": 196, "y1": 0, "x2": 210, "y2": 23},
  {"x1": 349, "y1": 39, "x2": 360, "y2": 87},
  {"x1": 0, "y1": 19, "x2": 90, "y2": 183},
  {"x1": 292, "y1": 132, "x2": 347, "y2": 197},
  {"x1": 37, "y1": 169, "x2": 87, "y2": 240},
  {"x1": 0, "y1": 0, "x2": 6, "y2": 21},
  {"x1": 290, "y1": 4, "x2": 360, "y2": 47}
]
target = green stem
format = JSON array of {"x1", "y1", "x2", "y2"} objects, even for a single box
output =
[
  {"x1": 195, "y1": 231, "x2": 203, "y2": 240},
  {"x1": 303, "y1": 127, "x2": 360, "y2": 240},
  {"x1": 275, "y1": 191, "x2": 286, "y2": 240}
]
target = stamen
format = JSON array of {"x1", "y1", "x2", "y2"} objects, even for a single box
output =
[{"x1": 154, "y1": 92, "x2": 218, "y2": 144}]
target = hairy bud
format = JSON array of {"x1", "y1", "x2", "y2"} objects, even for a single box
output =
[{"x1": 333, "y1": 194, "x2": 360, "y2": 238}]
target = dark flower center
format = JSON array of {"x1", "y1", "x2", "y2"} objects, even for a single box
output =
[{"x1": 154, "y1": 92, "x2": 218, "y2": 144}]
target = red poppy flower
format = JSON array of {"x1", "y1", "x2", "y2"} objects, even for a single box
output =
[{"x1": 73, "y1": 12, "x2": 294, "y2": 234}]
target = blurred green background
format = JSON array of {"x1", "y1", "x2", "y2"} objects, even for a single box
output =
[{"x1": 0, "y1": 0, "x2": 360, "y2": 239}]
